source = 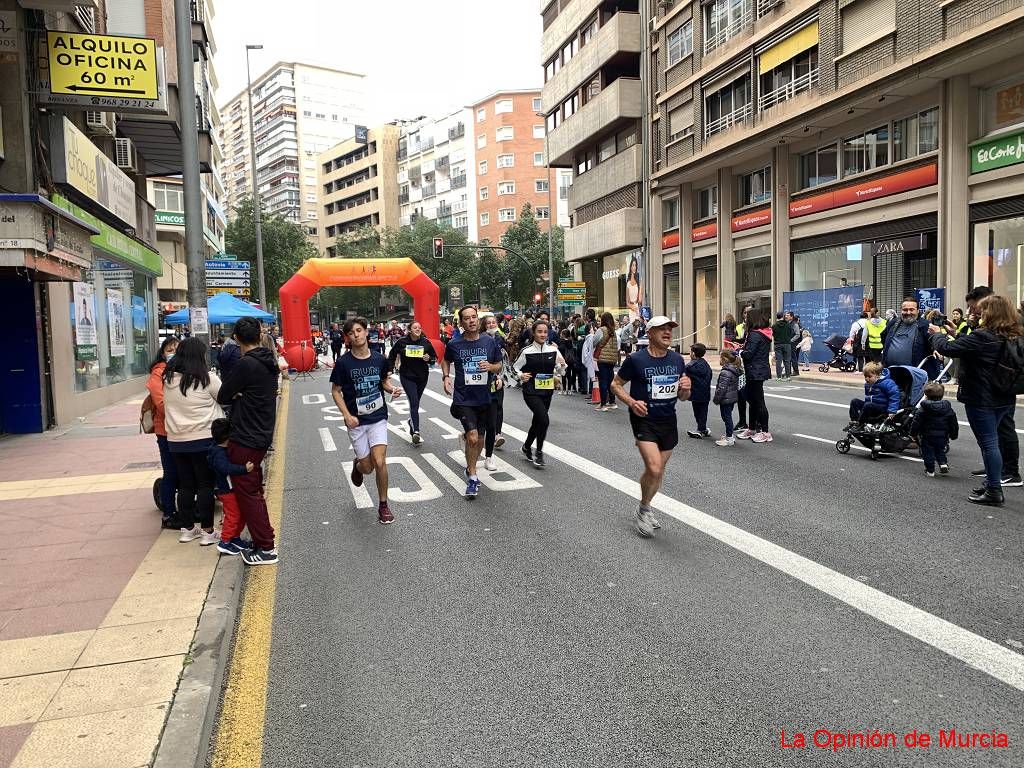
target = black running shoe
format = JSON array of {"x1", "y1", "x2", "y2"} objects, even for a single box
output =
[
  {"x1": 521, "y1": 444, "x2": 533, "y2": 462},
  {"x1": 533, "y1": 451, "x2": 545, "y2": 468},
  {"x1": 241, "y1": 548, "x2": 279, "y2": 566}
]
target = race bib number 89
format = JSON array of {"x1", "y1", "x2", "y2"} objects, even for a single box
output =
[
  {"x1": 651, "y1": 374, "x2": 678, "y2": 400},
  {"x1": 464, "y1": 358, "x2": 487, "y2": 386}
]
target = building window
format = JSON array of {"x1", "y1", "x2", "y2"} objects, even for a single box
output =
[
  {"x1": 477, "y1": 107, "x2": 486, "y2": 122},
  {"x1": 532, "y1": 97, "x2": 542, "y2": 111},
  {"x1": 499, "y1": 208, "x2": 516, "y2": 222},
  {"x1": 893, "y1": 107, "x2": 939, "y2": 162},
  {"x1": 663, "y1": 198, "x2": 680, "y2": 230},
  {"x1": 533, "y1": 124, "x2": 545, "y2": 139},
  {"x1": 535, "y1": 179, "x2": 549, "y2": 193},
  {"x1": 668, "y1": 101, "x2": 695, "y2": 141},
  {"x1": 562, "y1": 93, "x2": 580, "y2": 120},
  {"x1": 545, "y1": 55, "x2": 560, "y2": 82},
  {"x1": 546, "y1": 111, "x2": 561, "y2": 132},
  {"x1": 481, "y1": 212, "x2": 490, "y2": 226},
  {"x1": 596, "y1": 135, "x2": 616, "y2": 163},
  {"x1": 696, "y1": 185, "x2": 718, "y2": 220},
  {"x1": 495, "y1": 99, "x2": 514, "y2": 114},
  {"x1": 480, "y1": 186, "x2": 489, "y2": 200},
  {"x1": 561, "y1": 38, "x2": 577, "y2": 68},
  {"x1": 534, "y1": 152, "x2": 545, "y2": 166},
  {"x1": 841, "y1": 0, "x2": 896, "y2": 55},
  {"x1": 497, "y1": 154, "x2": 515, "y2": 168},
  {"x1": 842, "y1": 125, "x2": 890, "y2": 177},
  {"x1": 792, "y1": 244, "x2": 868, "y2": 292},
  {"x1": 799, "y1": 144, "x2": 839, "y2": 189},
  {"x1": 705, "y1": 0, "x2": 752, "y2": 55},
  {"x1": 704, "y1": 75, "x2": 751, "y2": 139},
  {"x1": 580, "y1": 15, "x2": 598, "y2": 46},
  {"x1": 760, "y1": 46, "x2": 819, "y2": 110},
  {"x1": 154, "y1": 182, "x2": 184, "y2": 212},
  {"x1": 738, "y1": 166, "x2": 772, "y2": 207},
  {"x1": 537, "y1": 206, "x2": 550, "y2": 219},
  {"x1": 479, "y1": 160, "x2": 488, "y2": 175},
  {"x1": 667, "y1": 20, "x2": 693, "y2": 67},
  {"x1": 498, "y1": 181, "x2": 515, "y2": 195},
  {"x1": 576, "y1": 149, "x2": 594, "y2": 175},
  {"x1": 496, "y1": 126, "x2": 514, "y2": 141}
]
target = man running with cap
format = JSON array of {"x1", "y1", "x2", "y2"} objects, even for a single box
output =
[{"x1": 611, "y1": 315, "x2": 691, "y2": 537}]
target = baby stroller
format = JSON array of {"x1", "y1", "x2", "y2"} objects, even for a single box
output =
[
  {"x1": 836, "y1": 359, "x2": 952, "y2": 460},
  {"x1": 818, "y1": 333, "x2": 857, "y2": 373}
]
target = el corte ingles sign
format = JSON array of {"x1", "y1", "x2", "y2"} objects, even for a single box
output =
[{"x1": 971, "y1": 130, "x2": 1024, "y2": 174}]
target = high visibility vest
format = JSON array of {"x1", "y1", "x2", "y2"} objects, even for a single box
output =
[
  {"x1": 735, "y1": 322, "x2": 746, "y2": 340},
  {"x1": 865, "y1": 320, "x2": 886, "y2": 349}
]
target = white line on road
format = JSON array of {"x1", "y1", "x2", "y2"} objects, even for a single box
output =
[
  {"x1": 318, "y1": 427, "x2": 337, "y2": 452},
  {"x1": 794, "y1": 433, "x2": 924, "y2": 463},
  {"x1": 417, "y1": 384, "x2": 1024, "y2": 691}
]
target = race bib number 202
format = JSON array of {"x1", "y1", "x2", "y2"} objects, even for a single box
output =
[{"x1": 650, "y1": 374, "x2": 678, "y2": 401}]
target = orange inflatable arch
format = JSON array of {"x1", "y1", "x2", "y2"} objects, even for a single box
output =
[{"x1": 279, "y1": 258, "x2": 441, "y2": 365}]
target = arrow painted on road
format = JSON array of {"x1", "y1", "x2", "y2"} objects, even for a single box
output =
[{"x1": 66, "y1": 84, "x2": 148, "y2": 95}]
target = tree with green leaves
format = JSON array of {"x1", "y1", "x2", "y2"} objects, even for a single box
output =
[{"x1": 223, "y1": 196, "x2": 318, "y2": 308}]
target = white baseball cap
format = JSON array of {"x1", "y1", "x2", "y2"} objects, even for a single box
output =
[{"x1": 646, "y1": 315, "x2": 678, "y2": 329}]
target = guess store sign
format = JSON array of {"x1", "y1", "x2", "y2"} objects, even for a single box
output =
[{"x1": 789, "y1": 162, "x2": 938, "y2": 219}]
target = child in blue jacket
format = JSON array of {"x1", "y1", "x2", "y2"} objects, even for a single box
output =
[
  {"x1": 208, "y1": 418, "x2": 254, "y2": 555},
  {"x1": 849, "y1": 361, "x2": 901, "y2": 425},
  {"x1": 685, "y1": 343, "x2": 713, "y2": 438}
]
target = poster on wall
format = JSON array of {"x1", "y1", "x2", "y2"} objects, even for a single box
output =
[
  {"x1": 72, "y1": 282, "x2": 97, "y2": 347},
  {"x1": 783, "y1": 285, "x2": 864, "y2": 363},
  {"x1": 915, "y1": 288, "x2": 945, "y2": 314},
  {"x1": 623, "y1": 250, "x2": 643, "y2": 322},
  {"x1": 107, "y1": 288, "x2": 126, "y2": 357}
]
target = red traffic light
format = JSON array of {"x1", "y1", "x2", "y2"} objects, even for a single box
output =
[
  {"x1": 534, "y1": 293, "x2": 542, "y2": 302},
  {"x1": 432, "y1": 237, "x2": 444, "y2": 259}
]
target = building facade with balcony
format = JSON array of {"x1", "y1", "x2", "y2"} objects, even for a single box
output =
[
  {"x1": 396, "y1": 109, "x2": 478, "y2": 240},
  {"x1": 318, "y1": 125, "x2": 402, "y2": 257},
  {"x1": 647, "y1": 0, "x2": 1024, "y2": 350},
  {"x1": 218, "y1": 62, "x2": 368, "y2": 243},
  {"x1": 470, "y1": 89, "x2": 573, "y2": 243},
  {"x1": 541, "y1": 0, "x2": 645, "y2": 314}
]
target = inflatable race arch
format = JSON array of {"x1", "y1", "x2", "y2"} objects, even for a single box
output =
[{"x1": 279, "y1": 258, "x2": 441, "y2": 370}]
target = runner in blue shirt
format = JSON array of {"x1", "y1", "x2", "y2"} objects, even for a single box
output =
[
  {"x1": 330, "y1": 317, "x2": 403, "y2": 525},
  {"x1": 441, "y1": 306, "x2": 503, "y2": 498},
  {"x1": 611, "y1": 316, "x2": 692, "y2": 538}
]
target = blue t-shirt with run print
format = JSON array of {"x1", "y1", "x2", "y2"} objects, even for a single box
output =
[
  {"x1": 444, "y1": 334, "x2": 502, "y2": 407},
  {"x1": 330, "y1": 351, "x2": 389, "y2": 425},
  {"x1": 616, "y1": 348, "x2": 686, "y2": 422}
]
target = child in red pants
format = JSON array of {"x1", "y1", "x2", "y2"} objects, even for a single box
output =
[{"x1": 207, "y1": 418, "x2": 254, "y2": 555}]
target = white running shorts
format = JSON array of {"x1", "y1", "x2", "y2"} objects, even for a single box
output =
[{"x1": 349, "y1": 419, "x2": 388, "y2": 460}]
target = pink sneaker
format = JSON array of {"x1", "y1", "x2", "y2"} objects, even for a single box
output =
[
  {"x1": 735, "y1": 429, "x2": 755, "y2": 440},
  {"x1": 752, "y1": 431, "x2": 774, "y2": 443}
]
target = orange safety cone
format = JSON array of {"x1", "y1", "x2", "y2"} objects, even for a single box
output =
[{"x1": 590, "y1": 378, "x2": 600, "y2": 404}]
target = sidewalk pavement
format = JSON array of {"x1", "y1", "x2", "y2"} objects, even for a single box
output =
[{"x1": 0, "y1": 396, "x2": 223, "y2": 768}]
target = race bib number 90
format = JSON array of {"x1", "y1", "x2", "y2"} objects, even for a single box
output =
[
  {"x1": 534, "y1": 374, "x2": 555, "y2": 391},
  {"x1": 651, "y1": 374, "x2": 678, "y2": 400},
  {"x1": 357, "y1": 393, "x2": 384, "y2": 416}
]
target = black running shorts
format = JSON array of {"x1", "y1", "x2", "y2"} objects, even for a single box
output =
[
  {"x1": 630, "y1": 414, "x2": 679, "y2": 452},
  {"x1": 451, "y1": 403, "x2": 490, "y2": 434}
]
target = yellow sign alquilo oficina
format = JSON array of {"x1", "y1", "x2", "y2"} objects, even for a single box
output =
[{"x1": 47, "y1": 31, "x2": 158, "y2": 100}]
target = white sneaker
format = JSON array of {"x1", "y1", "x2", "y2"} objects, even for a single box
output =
[
  {"x1": 635, "y1": 507, "x2": 654, "y2": 538},
  {"x1": 200, "y1": 528, "x2": 221, "y2": 547},
  {"x1": 715, "y1": 436, "x2": 736, "y2": 446},
  {"x1": 178, "y1": 525, "x2": 201, "y2": 543},
  {"x1": 752, "y1": 431, "x2": 773, "y2": 443},
  {"x1": 650, "y1": 515, "x2": 661, "y2": 529},
  {"x1": 484, "y1": 455, "x2": 497, "y2": 471},
  {"x1": 735, "y1": 429, "x2": 755, "y2": 440}
]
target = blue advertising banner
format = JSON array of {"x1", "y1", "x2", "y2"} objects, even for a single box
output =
[
  {"x1": 783, "y1": 286, "x2": 864, "y2": 363},
  {"x1": 914, "y1": 287, "x2": 945, "y2": 314}
]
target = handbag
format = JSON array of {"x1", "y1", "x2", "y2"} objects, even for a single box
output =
[{"x1": 140, "y1": 394, "x2": 156, "y2": 434}]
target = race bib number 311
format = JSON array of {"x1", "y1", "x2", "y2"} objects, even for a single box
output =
[
  {"x1": 534, "y1": 374, "x2": 554, "y2": 390},
  {"x1": 651, "y1": 374, "x2": 678, "y2": 400}
]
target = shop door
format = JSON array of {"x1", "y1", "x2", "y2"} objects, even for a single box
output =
[
  {"x1": 0, "y1": 280, "x2": 43, "y2": 434},
  {"x1": 695, "y1": 266, "x2": 718, "y2": 348}
]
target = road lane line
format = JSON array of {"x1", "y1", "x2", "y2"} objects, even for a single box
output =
[
  {"x1": 318, "y1": 427, "x2": 337, "y2": 452},
  {"x1": 794, "y1": 433, "x2": 924, "y2": 463},
  {"x1": 340, "y1": 460, "x2": 374, "y2": 508},
  {"x1": 418, "y1": 385, "x2": 1024, "y2": 691}
]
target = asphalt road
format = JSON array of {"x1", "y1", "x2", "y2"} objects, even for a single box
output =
[{"x1": 259, "y1": 368, "x2": 1023, "y2": 767}]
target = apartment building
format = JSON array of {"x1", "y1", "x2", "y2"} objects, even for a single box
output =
[
  {"x1": 470, "y1": 89, "x2": 573, "y2": 242},
  {"x1": 219, "y1": 62, "x2": 367, "y2": 240},
  {"x1": 540, "y1": 0, "x2": 645, "y2": 313},
  {"x1": 318, "y1": 125, "x2": 402, "y2": 257},
  {"x1": 646, "y1": 0, "x2": 1024, "y2": 349}
]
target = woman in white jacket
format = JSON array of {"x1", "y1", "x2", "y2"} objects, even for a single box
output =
[
  {"x1": 512, "y1": 320, "x2": 566, "y2": 469},
  {"x1": 581, "y1": 325, "x2": 597, "y2": 402},
  {"x1": 163, "y1": 337, "x2": 224, "y2": 545}
]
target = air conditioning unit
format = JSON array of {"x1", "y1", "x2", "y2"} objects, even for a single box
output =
[
  {"x1": 85, "y1": 111, "x2": 116, "y2": 137},
  {"x1": 115, "y1": 138, "x2": 138, "y2": 173}
]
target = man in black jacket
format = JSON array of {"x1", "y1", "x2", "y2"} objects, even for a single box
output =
[{"x1": 217, "y1": 316, "x2": 280, "y2": 565}]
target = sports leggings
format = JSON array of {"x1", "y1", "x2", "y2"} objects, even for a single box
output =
[
  {"x1": 400, "y1": 375, "x2": 427, "y2": 433},
  {"x1": 746, "y1": 379, "x2": 769, "y2": 432},
  {"x1": 523, "y1": 391, "x2": 553, "y2": 452},
  {"x1": 484, "y1": 388, "x2": 505, "y2": 456}
]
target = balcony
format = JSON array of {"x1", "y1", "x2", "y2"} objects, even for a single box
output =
[
  {"x1": 448, "y1": 123, "x2": 465, "y2": 140},
  {"x1": 705, "y1": 102, "x2": 753, "y2": 141},
  {"x1": 569, "y1": 144, "x2": 642, "y2": 211},
  {"x1": 451, "y1": 174, "x2": 467, "y2": 189},
  {"x1": 437, "y1": 202, "x2": 453, "y2": 218},
  {"x1": 436, "y1": 155, "x2": 450, "y2": 169},
  {"x1": 564, "y1": 208, "x2": 643, "y2": 262},
  {"x1": 547, "y1": 77, "x2": 642, "y2": 167},
  {"x1": 452, "y1": 199, "x2": 468, "y2": 214},
  {"x1": 399, "y1": 192, "x2": 410, "y2": 204},
  {"x1": 397, "y1": 147, "x2": 408, "y2": 161},
  {"x1": 541, "y1": 11, "x2": 641, "y2": 114},
  {"x1": 705, "y1": 3, "x2": 754, "y2": 57},
  {"x1": 541, "y1": 0, "x2": 602, "y2": 64},
  {"x1": 422, "y1": 183, "x2": 436, "y2": 198},
  {"x1": 759, "y1": 68, "x2": 819, "y2": 111}
]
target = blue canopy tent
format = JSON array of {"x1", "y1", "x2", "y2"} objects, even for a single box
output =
[{"x1": 163, "y1": 292, "x2": 275, "y2": 325}]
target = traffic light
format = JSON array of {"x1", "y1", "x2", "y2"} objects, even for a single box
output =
[
  {"x1": 534, "y1": 293, "x2": 542, "y2": 303},
  {"x1": 432, "y1": 237, "x2": 444, "y2": 259}
]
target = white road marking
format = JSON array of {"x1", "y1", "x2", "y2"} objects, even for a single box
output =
[
  {"x1": 387, "y1": 421, "x2": 413, "y2": 445},
  {"x1": 445, "y1": 450, "x2": 542, "y2": 491},
  {"x1": 341, "y1": 461, "x2": 374, "y2": 509},
  {"x1": 321, "y1": 405, "x2": 344, "y2": 421},
  {"x1": 428, "y1": 417, "x2": 464, "y2": 440},
  {"x1": 794, "y1": 433, "x2": 923, "y2": 463},
  {"x1": 385, "y1": 457, "x2": 442, "y2": 504},
  {"x1": 421, "y1": 452, "x2": 469, "y2": 492},
  {"x1": 417, "y1": 385, "x2": 1024, "y2": 691},
  {"x1": 302, "y1": 393, "x2": 327, "y2": 405},
  {"x1": 318, "y1": 427, "x2": 337, "y2": 452}
]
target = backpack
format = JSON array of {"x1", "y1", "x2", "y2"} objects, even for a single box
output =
[
  {"x1": 992, "y1": 337, "x2": 1024, "y2": 395},
  {"x1": 140, "y1": 394, "x2": 156, "y2": 434}
]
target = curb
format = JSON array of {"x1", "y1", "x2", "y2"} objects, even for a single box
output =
[{"x1": 152, "y1": 555, "x2": 244, "y2": 768}]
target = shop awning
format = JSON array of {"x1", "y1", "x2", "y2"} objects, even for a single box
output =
[
  {"x1": 759, "y1": 22, "x2": 819, "y2": 75},
  {"x1": 0, "y1": 194, "x2": 100, "y2": 281}
]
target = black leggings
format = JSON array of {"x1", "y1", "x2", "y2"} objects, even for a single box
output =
[
  {"x1": 172, "y1": 450, "x2": 216, "y2": 529},
  {"x1": 745, "y1": 379, "x2": 769, "y2": 432},
  {"x1": 401, "y1": 375, "x2": 427, "y2": 433},
  {"x1": 523, "y1": 391, "x2": 553, "y2": 452},
  {"x1": 484, "y1": 388, "x2": 505, "y2": 456}
]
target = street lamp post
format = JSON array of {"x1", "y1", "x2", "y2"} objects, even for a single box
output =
[
  {"x1": 537, "y1": 111, "x2": 555, "y2": 318},
  {"x1": 245, "y1": 44, "x2": 267, "y2": 309}
]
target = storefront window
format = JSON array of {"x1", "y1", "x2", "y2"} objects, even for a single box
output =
[
  {"x1": 71, "y1": 263, "x2": 153, "y2": 393},
  {"x1": 973, "y1": 215, "x2": 1024, "y2": 306},
  {"x1": 982, "y1": 77, "x2": 1024, "y2": 137},
  {"x1": 792, "y1": 244, "x2": 867, "y2": 292},
  {"x1": 736, "y1": 245, "x2": 772, "y2": 292},
  {"x1": 694, "y1": 262, "x2": 718, "y2": 349},
  {"x1": 663, "y1": 266, "x2": 680, "y2": 325},
  {"x1": 663, "y1": 198, "x2": 680, "y2": 230}
]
